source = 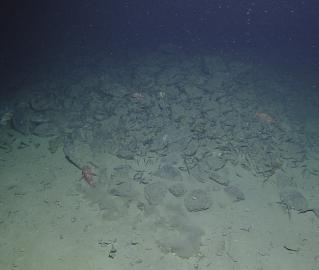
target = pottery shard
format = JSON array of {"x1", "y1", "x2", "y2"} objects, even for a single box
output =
[
  {"x1": 12, "y1": 104, "x2": 33, "y2": 135},
  {"x1": 209, "y1": 172, "x2": 229, "y2": 186},
  {"x1": 279, "y1": 188, "x2": 308, "y2": 211},
  {"x1": 30, "y1": 92, "x2": 55, "y2": 111},
  {"x1": 311, "y1": 208, "x2": 319, "y2": 218},
  {"x1": 191, "y1": 165, "x2": 209, "y2": 183},
  {"x1": 154, "y1": 164, "x2": 183, "y2": 181},
  {"x1": 144, "y1": 182, "x2": 167, "y2": 205},
  {"x1": 205, "y1": 155, "x2": 226, "y2": 171},
  {"x1": 108, "y1": 165, "x2": 134, "y2": 197},
  {"x1": 184, "y1": 189, "x2": 212, "y2": 212},
  {"x1": 276, "y1": 171, "x2": 296, "y2": 190},
  {"x1": 224, "y1": 186, "x2": 245, "y2": 202},
  {"x1": 168, "y1": 183, "x2": 187, "y2": 197},
  {"x1": 32, "y1": 123, "x2": 59, "y2": 137}
]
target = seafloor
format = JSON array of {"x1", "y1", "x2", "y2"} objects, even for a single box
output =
[{"x1": 1, "y1": 46, "x2": 319, "y2": 270}]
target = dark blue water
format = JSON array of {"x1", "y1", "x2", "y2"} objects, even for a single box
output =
[{"x1": 1, "y1": 1, "x2": 319, "y2": 86}]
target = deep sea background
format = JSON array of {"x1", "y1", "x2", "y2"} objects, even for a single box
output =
[
  {"x1": 1, "y1": 0, "x2": 319, "y2": 96},
  {"x1": 1, "y1": 2, "x2": 319, "y2": 269}
]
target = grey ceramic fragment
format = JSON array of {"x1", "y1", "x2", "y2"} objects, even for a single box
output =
[
  {"x1": 224, "y1": 186, "x2": 245, "y2": 202},
  {"x1": 144, "y1": 182, "x2": 167, "y2": 205},
  {"x1": 184, "y1": 189, "x2": 212, "y2": 212},
  {"x1": 276, "y1": 171, "x2": 296, "y2": 190},
  {"x1": 32, "y1": 123, "x2": 59, "y2": 137},
  {"x1": 108, "y1": 165, "x2": 134, "y2": 197},
  {"x1": 168, "y1": 183, "x2": 187, "y2": 197},
  {"x1": 154, "y1": 164, "x2": 183, "y2": 181},
  {"x1": 191, "y1": 165, "x2": 209, "y2": 183},
  {"x1": 279, "y1": 188, "x2": 308, "y2": 211},
  {"x1": 30, "y1": 92, "x2": 56, "y2": 111},
  {"x1": 11, "y1": 104, "x2": 33, "y2": 135},
  {"x1": 205, "y1": 155, "x2": 226, "y2": 171},
  {"x1": 209, "y1": 172, "x2": 229, "y2": 186}
]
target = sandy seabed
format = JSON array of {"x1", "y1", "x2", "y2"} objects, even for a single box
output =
[{"x1": 1, "y1": 50, "x2": 319, "y2": 270}]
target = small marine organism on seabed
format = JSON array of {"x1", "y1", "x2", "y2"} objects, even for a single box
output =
[
  {"x1": 255, "y1": 111, "x2": 276, "y2": 124},
  {"x1": 81, "y1": 165, "x2": 97, "y2": 187}
]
